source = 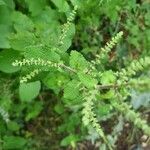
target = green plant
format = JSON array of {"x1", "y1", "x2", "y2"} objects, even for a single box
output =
[
  {"x1": 0, "y1": 0, "x2": 150, "y2": 149},
  {"x1": 11, "y1": 6, "x2": 150, "y2": 149}
]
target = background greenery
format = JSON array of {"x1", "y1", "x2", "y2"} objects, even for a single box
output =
[{"x1": 0, "y1": 0, "x2": 150, "y2": 149}]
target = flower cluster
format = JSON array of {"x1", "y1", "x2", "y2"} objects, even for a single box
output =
[
  {"x1": 0, "y1": 107, "x2": 9, "y2": 123},
  {"x1": 20, "y1": 69, "x2": 41, "y2": 83},
  {"x1": 113, "y1": 102, "x2": 150, "y2": 136},
  {"x1": 116, "y1": 56, "x2": 150, "y2": 82},
  {"x1": 12, "y1": 58, "x2": 76, "y2": 83},
  {"x1": 91, "y1": 31, "x2": 123, "y2": 66},
  {"x1": 82, "y1": 89, "x2": 113, "y2": 150},
  {"x1": 12, "y1": 58, "x2": 59, "y2": 67},
  {"x1": 59, "y1": 5, "x2": 77, "y2": 45}
]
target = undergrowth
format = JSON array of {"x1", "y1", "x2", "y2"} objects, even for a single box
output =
[{"x1": 0, "y1": 0, "x2": 150, "y2": 149}]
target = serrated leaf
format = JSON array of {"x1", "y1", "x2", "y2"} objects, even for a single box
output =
[
  {"x1": 43, "y1": 71, "x2": 69, "y2": 94},
  {"x1": 24, "y1": 47, "x2": 60, "y2": 62},
  {"x1": 25, "y1": 0, "x2": 47, "y2": 16},
  {"x1": 51, "y1": 0, "x2": 70, "y2": 13},
  {"x1": 78, "y1": 72, "x2": 97, "y2": 88},
  {"x1": 100, "y1": 90, "x2": 115, "y2": 99},
  {"x1": 63, "y1": 80, "x2": 80, "y2": 100},
  {"x1": 10, "y1": 32, "x2": 37, "y2": 51},
  {"x1": 70, "y1": 51, "x2": 88, "y2": 71},
  {"x1": 97, "y1": 104, "x2": 111, "y2": 116},
  {"x1": 33, "y1": 7, "x2": 58, "y2": 24},
  {"x1": 100, "y1": 70, "x2": 116, "y2": 85},
  {"x1": 12, "y1": 11, "x2": 34, "y2": 32},
  {"x1": 19, "y1": 81, "x2": 41, "y2": 102},
  {"x1": 0, "y1": 49, "x2": 20, "y2": 73}
]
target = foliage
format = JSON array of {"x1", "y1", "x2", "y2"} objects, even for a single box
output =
[{"x1": 0, "y1": 0, "x2": 150, "y2": 149}]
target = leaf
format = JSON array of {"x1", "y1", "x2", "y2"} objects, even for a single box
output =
[
  {"x1": 0, "y1": 49, "x2": 20, "y2": 73},
  {"x1": 54, "y1": 103, "x2": 64, "y2": 114},
  {"x1": 24, "y1": 47, "x2": 60, "y2": 62},
  {"x1": 19, "y1": 81, "x2": 41, "y2": 102},
  {"x1": 63, "y1": 80, "x2": 80, "y2": 100},
  {"x1": 51, "y1": 0, "x2": 70, "y2": 13},
  {"x1": 97, "y1": 104, "x2": 112, "y2": 117},
  {"x1": 78, "y1": 72, "x2": 98, "y2": 88},
  {"x1": 102, "y1": 0, "x2": 122, "y2": 23},
  {"x1": 70, "y1": 50, "x2": 88, "y2": 71},
  {"x1": 12, "y1": 11, "x2": 34, "y2": 32},
  {"x1": 3, "y1": 0, "x2": 14, "y2": 9},
  {"x1": 26, "y1": 101, "x2": 43, "y2": 121},
  {"x1": 70, "y1": 0, "x2": 82, "y2": 8},
  {"x1": 60, "y1": 134, "x2": 79, "y2": 147},
  {"x1": 33, "y1": 7, "x2": 59, "y2": 24},
  {"x1": 43, "y1": 72, "x2": 69, "y2": 94},
  {"x1": 25, "y1": 0, "x2": 47, "y2": 16},
  {"x1": 0, "y1": 0, "x2": 6, "y2": 6},
  {"x1": 3, "y1": 136, "x2": 27, "y2": 149},
  {"x1": 63, "y1": 79, "x2": 81, "y2": 102},
  {"x1": 7, "y1": 121, "x2": 20, "y2": 131},
  {"x1": 100, "y1": 90, "x2": 115, "y2": 99},
  {"x1": 10, "y1": 31, "x2": 37, "y2": 51},
  {"x1": 0, "y1": 25, "x2": 12, "y2": 48},
  {"x1": 100, "y1": 70, "x2": 116, "y2": 85},
  {"x1": 0, "y1": 6, "x2": 12, "y2": 25}
]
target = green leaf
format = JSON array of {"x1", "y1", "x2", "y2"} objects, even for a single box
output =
[
  {"x1": 3, "y1": 0, "x2": 14, "y2": 9},
  {"x1": 26, "y1": 101, "x2": 43, "y2": 121},
  {"x1": 33, "y1": 7, "x2": 59, "y2": 24},
  {"x1": 100, "y1": 90, "x2": 115, "y2": 99},
  {"x1": 70, "y1": 0, "x2": 82, "y2": 8},
  {"x1": 63, "y1": 80, "x2": 80, "y2": 99},
  {"x1": 78, "y1": 72, "x2": 98, "y2": 88},
  {"x1": 43, "y1": 72, "x2": 69, "y2": 94},
  {"x1": 0, "y1": 49, "x2": 20, "y2": 73},
  {"x1": 0, "y1": 25, "x2": 12, "y2": 48},
  {"x1": 0, "y1": 6, "x2": 12, "y2": 25},
  {"x1": 70, "y1": 51, "x2": 88, "y2": 71},
  {"x1": 25, "y1": 0, "x2": 47, "y2": 16},
  {"x1": 60, "y1": 134, "x2": 79, "y2": 147},
  {"x1": 10, "y1": 31, "x2": 37, "y2": 51},
  {"x1": 54, "y1": 103, "x2": 64, "y2": 114},
  {"x1": 24, "y1": 48, "x2": 60, "y2": 62},
  {"x1": 19, "y1": 81, "x2": 41, "y2": 102},
  {"x1": 12, "y1": 11, "x2": 34, "y2": 32},
  {"x1": 3, "y1": 136, "x2": 27, "y2": 149},
  {"x1": 97, "y1": 104, "x2": 112, "y2": 117},
  {"x1": 100, "y1": 70, "x2": 116, "y2": 85},
  {"x1": 51, "y1": 0, "x2": 70, "y2": 13},
  {"x1": 102, "y1": 0, "x2": 122, "y2": 23},
  {"x1": 7, "y1": 121, "x2": 20, "y2": 131},
  {"x1": 0, "y1": 0, "x2": 6, "y2": 6}
]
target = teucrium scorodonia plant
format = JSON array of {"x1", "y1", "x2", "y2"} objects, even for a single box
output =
[{"x1": 12, "y1": 5, "x2": 150, "y2": 150}]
